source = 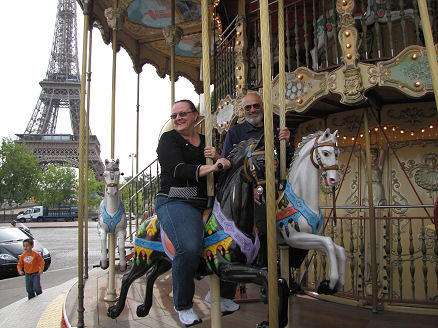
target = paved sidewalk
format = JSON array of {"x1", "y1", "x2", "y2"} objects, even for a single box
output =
[{"x1": 0, "y1": 278, "x2": 76, "y2": 328}]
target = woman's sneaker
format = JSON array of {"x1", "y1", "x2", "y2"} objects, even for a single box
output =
[
  {"x1": 204, "y1": 291, "x2": 240, "y2": 313},
  {"x1": 174, "y1": 307, "x2": 202, "y2": 327}
]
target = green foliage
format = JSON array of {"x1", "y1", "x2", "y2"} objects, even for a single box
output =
[
  {"x1": 87, "y1": 169, "x2": 105, "y2": 210},
  {"x1": 0, "y1": 138, "x2": 41, "y2": 205},
  {"x1": 36, "y1": 163, "x2": 78, "y2": 206}
]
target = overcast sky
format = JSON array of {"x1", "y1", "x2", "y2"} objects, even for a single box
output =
[{"x1": 1, "y1": 0, "x2": 199, "y2": 176}]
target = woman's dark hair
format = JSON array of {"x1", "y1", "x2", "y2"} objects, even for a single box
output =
[{"x1": 174, "y1": 99, "x2": 197, "y2": 112}]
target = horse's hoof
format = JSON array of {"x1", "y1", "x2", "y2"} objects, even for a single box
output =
[
  {"x1": 137, "y1": 304, "x2": 149, "y2": 317},
  {"x1": 100, "y1": 260, "x2": 109, "y2": 270},
  {"x1": 107, "y1": 305, "x2": 120, "y2": 319},
  {"x1": 256, "y1": 321, "x2": 269, "y2": 328},
  {"x1": 317, "y1": 280, "x2": 337, "y2": 295}
]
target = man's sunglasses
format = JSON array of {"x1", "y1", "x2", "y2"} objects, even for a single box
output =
[
  {"x1": 170, "y1": 111, "x2": 194, "y2": 119},
  {"x1": 243, "y1": 103, "x2": 261, "y2": 111}
]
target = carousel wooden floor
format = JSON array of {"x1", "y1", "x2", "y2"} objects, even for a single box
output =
[{"x1": 64, "y1": 267, "x2": 437, "y2": 328}]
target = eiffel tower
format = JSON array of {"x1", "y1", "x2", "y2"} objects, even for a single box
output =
[{"x1": 17, "y1": 0, "x2": 104, "y2": 177}]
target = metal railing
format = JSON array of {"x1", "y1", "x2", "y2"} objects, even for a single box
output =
[{"x1": 299, "y1": 203, "x2": 438, "y2": 309}]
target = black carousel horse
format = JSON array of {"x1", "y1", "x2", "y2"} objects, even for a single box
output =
[{"x1": 107, "y1": 137, "x2": 289, "y2": 328}]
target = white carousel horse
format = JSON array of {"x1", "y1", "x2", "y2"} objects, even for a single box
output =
[
  {"x1": 277, "y1": 128, "x2": 346, "y2": 293},
  {"x1": 97, "y1": 159, "x2": 127, "y2": 271}
]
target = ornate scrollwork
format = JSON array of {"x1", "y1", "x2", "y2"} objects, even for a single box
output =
[
  {"x1": 343, "y1": 68, "x2": 364, "y2": 103},
  {"x1": 105, "y1": 7, "x2": 126, "y2": 31},
  {"x1": 391, "y1": 170, "x2": 408, "y2": 215},
  {"x1": 162, "y1": 25, "x2": 184, "y2": 46}
]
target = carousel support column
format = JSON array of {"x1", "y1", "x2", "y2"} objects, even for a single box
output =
[
  {"x1": 135, "y1": 72, "x2": 140, "y2": 234},
  {"x1": 84, "y1": 25, "x2": 93, "y2": 280},
  {"x1": 104, "y1": 1, "x2": 125, "y2": 302},
  {"x1": 163, "y1": 0, "x2": 183, "y2": 109},
  {"x1": 363, "y1": 108, "x2": 378, "y2": 313},
  {"x1": 77, "y1": 1, "x2": 91, "y2": 326},
  {"x1": 171, "y1": 0, "x2": 176, "y2": 107},
  {"x1": 201, "y1": 1, "x2": 221, "y2": 326},
  {"x1": 278, "y1": 1, "x2": 290, "y2": 326},
  {"x1": 235, "y1": 0, "x2": 248, "y2": 97},
  {"x1": 259, "y1": 0, "x2": 279, "y2": 327},
  {"x1": 418, "y1": 0, "x2": 438, "y2": 113}
]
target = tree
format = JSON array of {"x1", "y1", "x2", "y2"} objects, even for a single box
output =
[
  {"x1": 87, "y1": 169, "x2": 105, "y2": 210},
  {"x1": 0, "y1": 138, "x2": 41, "y2": 205},
  {"x1": 36, "y1": 163, "x2": 78, "y2": 206}
]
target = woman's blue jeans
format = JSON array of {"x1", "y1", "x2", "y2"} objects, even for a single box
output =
[
  {"x1": 25, "y1": 272, "x2": 42, "y2": 299},
  {"x1": 155, "y1": 196, "x2": 204, "y2": 311}
]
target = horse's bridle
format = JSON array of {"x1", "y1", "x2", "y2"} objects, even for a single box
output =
[
  {"x1": 310, "y1": 135, "x2": 339, "y2": 179},
  {"x1": 105, "y1": 167, "x2": 119, "y2": 188},
  {"x1": 243, "y1": 140, "x2": 277, "y2": 195}
]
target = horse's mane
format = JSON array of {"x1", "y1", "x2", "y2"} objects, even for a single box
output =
[
  {"x1": 290, "y1": 130, "x2": 324, "y2": 168},
  {"x1": 215, "y1": 137, "x2": 262, "y2": 234}
]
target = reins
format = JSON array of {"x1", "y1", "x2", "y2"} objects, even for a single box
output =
[{"x1": 310, "y1": 135, "x2": 339, "y2": 184}]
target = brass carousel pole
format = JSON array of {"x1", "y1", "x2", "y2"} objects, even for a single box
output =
[
  {"x1": 417, "y1": 0, "x2": 438, "y2": 112},
  {"x1": 77, "y1": 1, "x2": 91, "y2": 326},
  {"x1": 171, "y1": 0, "x2": 176, "y2": 106},
  {"x1": 277, "y1": 1, "x2": 291, "y2": 327},
  {"x1": 104, "y1": 0, "x2": 123, "y2": 302},
  {"x1": 134, "y1": 72, "x2": 140, "y2": 235},
  {"x1": 363, "y1": 108, "x2": 378, "y2": 312},
  {"x1": 84, "y1": 22, "x2": 93, "y2": 280},
  {"x1": 259, "y1": 0, "x2": 279, "y2": 327},
  {"x1": 201, "y1": 0, "x2": 221, "y2": 326}
]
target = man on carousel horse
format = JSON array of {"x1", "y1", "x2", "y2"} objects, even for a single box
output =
[{"x1": 219, "y1": 91, "x2": 294, "y2": 300}]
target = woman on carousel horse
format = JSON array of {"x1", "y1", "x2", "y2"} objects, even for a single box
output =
[{"x1": 155, "y1": 99, "x2": 237, "y2": 326}]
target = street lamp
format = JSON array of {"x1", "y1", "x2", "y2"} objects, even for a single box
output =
[{"x1": 129, "y1": 153, "x2": 136, "y2": 180}]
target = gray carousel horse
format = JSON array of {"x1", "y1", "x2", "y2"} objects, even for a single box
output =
[{"x1": 97, "y1": 159, "x2": 127, "y2": 271}]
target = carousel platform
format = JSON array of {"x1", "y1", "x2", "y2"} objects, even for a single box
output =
[{"x1": 63, "y1": 267, "x2": 437, "y2": 328}]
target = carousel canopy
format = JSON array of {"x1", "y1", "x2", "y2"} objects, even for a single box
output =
[{"x1": 81, "y1": 0, "x2": 211, "y2": 93}]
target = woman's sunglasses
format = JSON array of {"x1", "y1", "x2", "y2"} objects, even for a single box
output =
[{"x1": 170, "y1": 111, "x2": 194, "y2": 119}]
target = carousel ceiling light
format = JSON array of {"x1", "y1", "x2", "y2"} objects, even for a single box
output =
[
  {"x1": 237, "y1": 31, "x2": 241, "y2": 36},
  {"x1": 346, "y1": 53, "x2": 352, "y2": 59},
  {"x1": 360, "y1": 133, "x2": 364, "y2": 138},
  {"x1": 400, "y1": 129, "x2": 405, "y2": 134},
  {"x1": 236, "y1": 66, "x2": 241, "y2": 70},
  {"x1": 342, "y1": 0, "x2": 348, "y2": 5},
  {"x1": 345, "y1": 31, "x2": 350, "y2": 37},
  {"x1": 430, "y1": 124, "x2": 434, "y2": 129},
  {"x1": 383, "y1": 126, "x2": 388, "y2": 130},
  {"x1": 368, "y1": 129, "x2": 371, "y2": 133},
  {"x1": 392, "y1": 127, "x2": 396, "y2": 132},
  {"x1": 374, "y1": 127, "x2": 379, "y2": 132},
  {"x1": 421, "y1": 128, "x2": 426, "y2": 133},
  {"x1": 236, "y1": 40, "x2": 241, "y2": 45},
  {"x1": 238, "y1": 75, "x2": 243, "y2": 80},
  {"x1": 296, "y1": 98, "x2": 303, "y2": 104},
  {"x1": 236, "y1": 84, "x2": 241, "y2": 89},
  {"x1": 351, "y1": 137, "x2": 355, "y2": 141},
  {"x1": 297, "y1": 74, "x2": 303, "y2": 80},
  {"x1": 346, "y1": 43, "x2": 351, "y2": 48},
  {"x1": 410, "y1": 131, "x2": 415, "y2": 136},
  {"x1": 412, "y1": 53, "x2": 418, "y2": 60},
  {"x1": 343, "y1": 136, "x2": 347, "y2": 140},
  {"x1": 415, "y1": 81, "x2": 422, "y2": 87}
]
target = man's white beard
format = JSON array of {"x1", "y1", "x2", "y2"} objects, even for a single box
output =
[{"x1": 246, "y1": 113, "x2": 264, "y2": 126}]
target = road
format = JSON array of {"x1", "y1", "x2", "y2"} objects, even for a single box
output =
[{"x1": 0, "y1": 224, "x2": 102, "y2": 309}]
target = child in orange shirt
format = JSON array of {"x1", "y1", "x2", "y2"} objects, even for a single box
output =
[{"x1": 17, "y1": 238, "x2": 45, "y2": 300}]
